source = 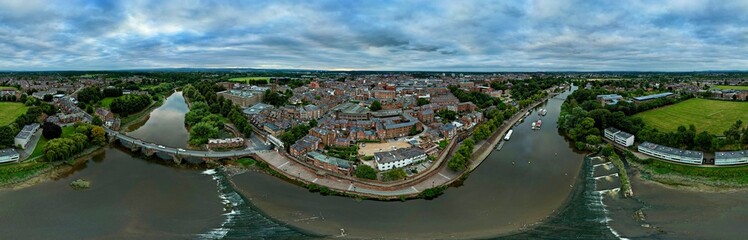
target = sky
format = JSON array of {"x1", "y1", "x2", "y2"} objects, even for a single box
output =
[{"x1": 1, "y1": 0, "x2": 748, "y2": 71}]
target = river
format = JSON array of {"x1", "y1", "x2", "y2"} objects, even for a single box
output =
[{"x1": 1, "y1": 89, "x2": 744, "y2": 239}]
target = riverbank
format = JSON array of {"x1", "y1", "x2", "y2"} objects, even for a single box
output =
[
  {"x1": 0, "y1": 146, "x2": 105, "y2": 190},
  {"x1": 120, "y1": 93, "x2": 167, "y2": 131}
]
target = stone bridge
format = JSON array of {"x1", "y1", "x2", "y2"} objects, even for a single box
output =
[{"x1": 105, "y1": 128, "x2": 269, "y2": 164}]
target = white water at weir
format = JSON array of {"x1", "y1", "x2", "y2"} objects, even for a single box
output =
[
  {"x1": 196, "y1": 168, "x2": 311, "y2": 239},
  {"x1": 588, "y1": 158, "x2": 628, "y2": 240}
]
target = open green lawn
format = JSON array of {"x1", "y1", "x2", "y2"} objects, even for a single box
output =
[
  {"x1": 635, "y1": 98, "x2": 748, "y2": 134},
  {"x1": 28, "y1": 136, "x2": 48, "y2": 160},
  {"x1": 61, "y1": 126, "x2": 76, "y2": 138},
  {"x1": 0, "y1": 102, "x2": 28, "y2": 126},
  {"x1": 713, "y1": 85, "x2": 748, "y2": 90},
  {"x1": 0, "y1": 86, "x2": 17, "y2": 90},
  {"x1": 228, "y1": 77, "x2": 271, "y2": 84},
  {"x1": 100, "y1": 97, "x2": 116, "y2": 108}
]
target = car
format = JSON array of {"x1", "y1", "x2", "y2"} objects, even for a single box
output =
[
  {"x1": 177, "y1": 148, "x2": 186, "y2": 152},
  {"x1": 157, "y1": 145, "x2": 165, "y2": 149}
]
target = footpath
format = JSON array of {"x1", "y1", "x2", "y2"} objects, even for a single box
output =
[{"x1": 252, "y1": 91, "x2": 559, "y2": 199}]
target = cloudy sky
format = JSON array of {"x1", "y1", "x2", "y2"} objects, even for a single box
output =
[{"x1": 1, "y1": 0, "x2": 748, "y2": 71}]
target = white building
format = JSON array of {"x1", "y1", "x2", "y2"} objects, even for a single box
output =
[
  {"x1": 14, "y1": 123, "x2": 40, "y2": 149},
  {"x1": 374, "y1": 147, "x2": 427, "y2": 171},
  {"x1": 604, "y1": 127, "x2": 635, "y2": 147},
  {"x1": 638, "y1": 142, "x2": 703, "y2": 165},
  {"x1": 715, "y1": 151, "x2": 748, "y2": 166},
  {"x1": 0, "y1": 148, "x2": 20, "y2": 164}
]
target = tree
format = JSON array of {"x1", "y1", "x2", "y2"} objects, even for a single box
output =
[
  {"x1": 189, "y1": 122, "x2": 220, "y2": 145},
  {"x1": 0, "y1": 126, "x2": 15, "y2": 148},
  {"x1": 43, "y1": 94, "x2": 53, "y2": 102},
  {"x1": 417, "y1": 98, "x2": 430, "y2": 106},
  {"x1": 77, "y1": 86, "x2": 103, "y2": 103},
  {"x1": 382, "y1": 168, "x2": 407, "y2": 181},
  {"x1": 91, "y1": 115, "x2": 103, "y2": 126},
  {"x1": 409, "y1": 125, "x2": 420, "y2": 136},
  {"x1": 90, "y1": 126, "x2": 107, "y2": 146},
  {"x1": 103, "y1": 87, "x2": 123, "y2": 97},
  {"x1": 694, "y1": 131, "x2": 714, "y2": 151},
  {"x1": 355, "y1": 165, "x2": 377, "y2": 180},
  {"x1": 42, "y1": 122, "x2": 62, "y2": 140},
  {"x1": 370, "y1": 100, "x2": 382, "y2": 111}
]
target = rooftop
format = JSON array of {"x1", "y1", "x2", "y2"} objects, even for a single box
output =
[
  {"x1": 374, "y1": 147, "x2": 426, "y2": 164},
  {"x1": 307, "y1": 151, "x2": 351, "y2": 169},
  {"x1": 243, "y1": 103, "x2": 272, "y2": 115},
  {"x1": 0, "y1": 148, "x2": 19, "y2": 157},
  {"x1": 639, "y1": 142, "x2": 703, "y2": 159},
  {"x1": 715, "y1": 151, "x2": 748, "y2": 160},
  {"x1": 634, "y1": 92, "x2": 673, "y2": 101},
  {"x1": 334, "y1": 102, "x2": 369, "y2": 114}
]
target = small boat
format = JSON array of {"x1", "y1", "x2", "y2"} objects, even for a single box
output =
[
  {"x1": 532, "y1": 119, "x2": 542, "y2": 130},
  {"x1": 504, "y1": 130, "x2": 513, "y2": 141},
  {"x1": 542, "y1": 109, "x2": 548, "y2": 116},
  {"x1": 531, "y1": 122, "x2": 536, "y2": 128}
]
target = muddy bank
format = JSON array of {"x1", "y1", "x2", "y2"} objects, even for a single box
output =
[{"x1": 607, "y1": 167, "x2": 748, "y2": 239}]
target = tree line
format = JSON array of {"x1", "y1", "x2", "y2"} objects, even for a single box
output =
[
  {"x1": 183, "y1": 82, "x2": 253, "y2": 146},
  {"x1": 110, "y1": 94, "x2": 152, "y2": 116}
]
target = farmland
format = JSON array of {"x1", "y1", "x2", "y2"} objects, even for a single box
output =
[
  {"x1": 713, "y1": 85, "x2": 748, "y2": 90},
  {"x1": 635, "y1": 98, "x2": 748, "y2": 134},
  {"x1": 0, "y1": 102, "x2": 28, "y2": 126}
]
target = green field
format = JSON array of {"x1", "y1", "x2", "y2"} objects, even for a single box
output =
[
  {"x1": 713, "y1": 85, "x2": 748, "y2": 90},
  {"x1": 0, "y1": 86, "x2": 17, "y2": 90},
  {"x1": 635, "y1": 98, "x2": 748, "y2": 134},
  {"x1": 100, "y1": 97, "x2": 116, "y2": 108},
  {"x1": 228, "y1": 77, "x2": 271, "y2": 84},
  {"x1": 0, "y1": 102, "x2": 28, "y2": 126}
]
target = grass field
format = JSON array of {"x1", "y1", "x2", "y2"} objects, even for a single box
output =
[
  {"x1": 61, "y1": 126, "x2": 76, "y2": 138},
  {"x1": 100, "y1": 97, "x2": 116, "y2": 108},
  {"x1": 0, "y1": 102, "x2": 28, "y2": 126},
  {"x1": 228, "y1": 77, "x2": 270, "y2": 84},
  {"x1": 0, "y1": 86, "x2": 17, "y2": 90},
  {"x1": 713, "y1": 85, "x2": 748, "y2": 90},
  {"x1": 635, "y1": 98, "x2": 748, "y2": 134},
  {"x1": 28, "y1": 136, "x2": 47, "y2": 160}
]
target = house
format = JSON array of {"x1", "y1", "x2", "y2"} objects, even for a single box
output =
[
  {"x1": 714, "y1": 151, "x2": 748, "y2": 166},
  {"x1": 263, "y1": 122, "x2": 283, "y2": 136},
  {"x1": 596, "y1": 94, "x2": 623, "y2": 105},
  {"x1": 374, "y1": 147, "x2": 427, "y2": 171},
  {"x1": 638, "y1": 142, "x2": 703, "y2": 165},
  {"x1": 0, "y1": 148, "x2": 20, "y2": 164},
  {"x1": 14, "y1": 123, "x2": 40, "y2": 149},
  {"x1": 207, "y1": 137, "x2": 245, "y2": 149},
  {"x1": 306, "y1": 151, "x2": 352, "y2": 175},
  {"x1": 217, "y1": 89, "x2": 263, "y2": 108},
  {"x1": 603, "y1": 127, "x2": 635, "y2": 147},
  {"x1": 95, "y1": 108, "x2": 114, "y2": 121},
  {"x1": 632, "y1": 92, "x2": 674, "y2": 103}
]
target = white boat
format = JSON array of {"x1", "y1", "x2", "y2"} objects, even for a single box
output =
[
  {"x1": 504, "y1": 130, "x2": 513, "y2": 141},
  {"x1": 531, "y1": 122, "x2": 537, "y2": 128},
  {"x1": 541, "y1": 109, "x2": 548, "y2": 116}
]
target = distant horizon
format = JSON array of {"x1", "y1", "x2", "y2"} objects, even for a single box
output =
[
  {"x1": 2, "y1": 1, "x2": 748, "y2": 71},
  {"x1": 2, "y1": 67, "x2": 748, "y2": 74}
]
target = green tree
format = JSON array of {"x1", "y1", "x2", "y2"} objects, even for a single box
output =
[
  {"x1": 355, "y1": 165, "x2": 377, "y2": 180},
  {"x1": 189, "y1": 122, "x2": 220, "y2": 145},
  {"x1": 91, "y1": 115, "x2": 103, "y2": 126},
  {"x1": 370, "y1": 100, "x2": 382, "y2": 111},
  {"x1": 0, "y1": 126, "x2": 15, "y2": 148},
  {"x1": 694, "y1": 131, "x2": 714, "y2": 151},
  {"x1": 417, "y1": 98, "x2": 430, "y2": 106}
]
